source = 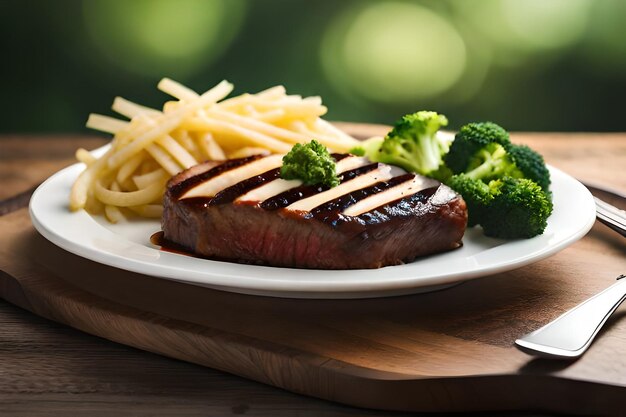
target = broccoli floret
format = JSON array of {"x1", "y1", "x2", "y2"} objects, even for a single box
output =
[
  {"x1": 429, "y1": 164, "x2": 454, "y2": 183},
  {"x1": 445, "y1": 121, "x2": 551, "y2": 190},
  {"x1": 445, "y1": 122, "x2": 510, "y2": 173},
  {"x1": 447, "y1": 174, "x2": 494, "y2": 226},
  {"x1": 380, "y1": 111, "x2": 450, "y2": 175},
  {"x1": 436, "y1": 121, "x2": 552, "y2": 239},
  {"x1": 281, "y1": 140, "x2": 339, "y2": 187},
  {"x1": 358, "y1": 111, "x2": 450, "y2": 176},
  {"x1": 480, "y1": 177, "x2": 553, "y2": 239},
  {"x1": 448, "y1": 175, "x2": 552, "y2": 238},
  {"x1": 505, "y1": 144, "x2": 551, "y2": 192}
]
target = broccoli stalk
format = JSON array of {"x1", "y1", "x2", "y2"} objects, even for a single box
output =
[
  {"x1": 463, "y1": 143, "x2": 522, "y2": 182},
  {"x1": 281, "y1": 140, "x2": 339, "y2": 187},
  {"x1": 350, "y1": 136, "x2": 384, "y2": 161},
  {"x1": 350, "y1": 111, "x2": 451, "y2": 178}
]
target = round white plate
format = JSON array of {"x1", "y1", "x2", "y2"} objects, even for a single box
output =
[{"x1": 29, "y1": 151, "x2": 596, "y2": 299}]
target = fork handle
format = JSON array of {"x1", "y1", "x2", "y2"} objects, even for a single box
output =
[{"x1": 515, "y1": 275, "x2": 626, "y2": 359}]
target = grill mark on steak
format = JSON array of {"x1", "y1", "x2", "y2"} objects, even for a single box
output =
[
  {"x1": 311, "y1": 184, "x2": 440, "y2": 228},
  {"x1": 310, "y1": 174, "x2": 414, "y2": 219},
  {"x1": 169, "y1": 155, "x2": 262, "y2": 199},
  {"x1": 260, "y1": 162, "x2": 380, "y2": 210},
  {"x1": 330, "y1": 153, "x2": 350, "y2": 162},
  {"x1": 210, "y1": 167, "x2": 281, "y2": 205},
  {"x1": 358, "y1": 185, "x2": 442, "y2": 225}
]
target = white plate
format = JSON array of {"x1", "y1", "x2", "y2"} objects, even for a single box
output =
[{"x1": 29, "y1": 148, "x2": 596, "y2": 299}]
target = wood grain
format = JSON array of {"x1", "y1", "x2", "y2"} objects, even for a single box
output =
[
  {"x1": 0, "y1": 129, "x2": 625, "y2": 415},
  {"x1": 0, "y1": 134, "x2": 106, "y2": 201},
  {"x1": 0, "y1": 300, "x2": 420, "y2": 417}
]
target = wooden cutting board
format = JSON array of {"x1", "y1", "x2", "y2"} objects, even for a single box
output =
[{"x1": 1, "y1": 126, "x2": 626, "y2": 414}]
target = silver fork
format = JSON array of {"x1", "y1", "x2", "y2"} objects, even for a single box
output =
[
  {"x1": 515, "y1": 274, "x2": 626, "y2": 359},
  {"x1": 594, "y1": 197, "x2": 626, "y2": 237},
  {"x1": 515, "y1": 195, "x2": 626, "y2": 359}
]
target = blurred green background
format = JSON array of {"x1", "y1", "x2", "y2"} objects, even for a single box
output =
[{"x1": 2, "y1": 0, "x2": 626, "y2": 133}]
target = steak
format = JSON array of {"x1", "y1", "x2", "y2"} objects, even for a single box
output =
[{"x1": 161, "y1": 154, "x2": 467, "y2": 269}]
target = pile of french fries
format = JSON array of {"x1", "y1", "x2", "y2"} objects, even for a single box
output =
[{"x1": 71, "y1": 78, "x2": 360, "y2": 223}]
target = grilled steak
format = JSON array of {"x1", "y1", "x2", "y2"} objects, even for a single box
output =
[{"x1": 161, "y1": 154, "x2": 467, "y2": 269}]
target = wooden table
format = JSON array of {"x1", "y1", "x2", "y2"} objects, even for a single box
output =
[{"x1": 0, "y1": 131, "x2": 625, "y2": 416}]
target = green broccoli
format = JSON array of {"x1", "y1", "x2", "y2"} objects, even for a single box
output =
[
  {"x1": 441, "y1": 121, "x2": 553, "y2": 238},
  {"x1": 280, "y1": 140, "x2": 339, "y2": 187},
  {"x1": 350, "y1": 111, "x2": 451, "y2": 177},
  {"x1": 350, "y1": 136, "x2": 384, "y2": 160},
  {"x1": 462, "y1": 142, "x2": 523, "y2": 182},
  {"x1": 448, "y1": 175, "x2": 552, "y2": 238},
  {"x1": 505, "y1": 144, "x2": 551, "y2": 192},
  {"x1": 444, "y1": 122, "x2": 511, "y2": 173},
  {"x1": 445, "y1": 122, "x2": 551, "y2": 192},
  {"x1": 447, "y1": 174, "x2": 494, "y2": 227},
  {"x1": 480, "y1": 177, "x2": 553, "y2": 239}
]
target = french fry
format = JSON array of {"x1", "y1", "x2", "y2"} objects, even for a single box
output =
[
  {"x1": 116, "y1": 152, "x2": 145, "y2": 183},
  {"x1": 112, "y1": 97, "x2": 161, "y2": 119},
  {"x1": 171, "y1": 129, "x2": 195, "y2": 152},
  {"x1": 75, "y1": 148, "x2": 97, "y2": 166},
  {"x1": 145, "y1": 143, "x2": 181, "y2": 176},
  {"x1": 95, "y1": 177, "x2": 165, "y2": 207},
  {"x1": 69, "y1": 147, "x2": 114, "y2": 211},
  {"x1": 206, "y1": 109, "x2": 307, "y2": 144},
  {"x1": 192, "y1": 115, "x2": 292, "y2": 153},
  {"x1": 196, "y1": 132, "x2": 226, "y2": 160},
  {"x1": 133, "y1": 168, "x2": 168, "y2": 190},
  {"x1": 104, "y1": 181, "x2": 126, "y2": 223},
  {"x1": 254, "y1": 109, "x2": 286, "y2": 123},
  {"x1": 158, "y1": 77, "x2": 198, "y2": 101},
  {"x1": 86, "y1": 114, "x2": 129, "y2": 134},
  {"x1": 156, "y1": 135, "x2": 197, "y2": 169}
]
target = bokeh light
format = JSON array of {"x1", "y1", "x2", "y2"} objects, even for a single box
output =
[
  {"x1": 502, "y1": 0, "x2": 592, "y2": 50},
  {"x1": 453, "y1": 0, "x2": 592, "y2": 67},
  {"x1": 83, "y1": 0, "x2": 246, "y2": 78},
  {"x1": 321, "y1": 2, "x2": 467, "y2": 104}
]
